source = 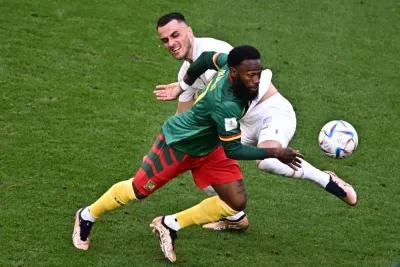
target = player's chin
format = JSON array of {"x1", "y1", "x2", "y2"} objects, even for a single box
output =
[
  {"x1": 248, "y1": 90, "x2": 258, "y2": 100},
  {"x1": 170, "y1": 51, "x2": 185, "y2": 60}
]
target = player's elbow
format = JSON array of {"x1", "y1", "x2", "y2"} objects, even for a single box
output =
[
  {"x1": 224, "y1": 150, "x2": 239, "y2": 160},
  {"x1": 221, "y1": 142, "x2": 242, "y2": 160}
]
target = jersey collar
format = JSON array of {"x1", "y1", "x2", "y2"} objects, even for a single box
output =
[{"x1": 192, "y1": 37, "x2": 200, "y2": 60}]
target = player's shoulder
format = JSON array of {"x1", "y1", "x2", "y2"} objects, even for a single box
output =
[
  {"x1": 195, "y1": 37, "x2": 231, "y2": 46},
  {"x1": 216, "y1": 89, "x2": 243, "y2": 117},
  {"x1": 217, "y1": 100, "x2": 243, "y2": 118},
  {"x1": 194, "y1": 37, "x2": 233, "y2": 56}
]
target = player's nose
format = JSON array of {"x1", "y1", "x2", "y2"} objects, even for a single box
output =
[
  {"x1": 167, "y1": 40, "x2": 175, "y2": 49},
  {"x1": 253, "y1": 76, "x2": 260, "y2": 85}
]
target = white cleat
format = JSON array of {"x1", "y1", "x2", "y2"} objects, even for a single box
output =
[
  {"x1": 325, "y1": 171, "x2": 357, "y2": 206},
  {"x1": 150, "y1": 216, "x2": 177, "y2": 263},
  {"x1": 72, "y1": 208, "x2": 93, "y2": 250}
]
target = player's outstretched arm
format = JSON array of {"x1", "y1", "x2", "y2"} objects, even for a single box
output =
[
  {"x1": 221, "y1": 139, "x2": 302, "y2": 170},
  {"x1": 212, "y1": 102, "x2": 303, "y2": 169}
]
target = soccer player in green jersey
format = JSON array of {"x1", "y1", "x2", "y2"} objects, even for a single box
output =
[
  {"x1": 154, "y1": 13, "x2": 357, "y2": 232},
  {"x1": 72, "y1": 45, "x2": 303, "y2": 262}
]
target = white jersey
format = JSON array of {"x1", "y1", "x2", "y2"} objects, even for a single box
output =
[
  {"x1": 240, "y1": 69, "x2": 297, "y2": 147},
  {"x1": 178, "y1": 37, "x2": 233, "y2": 102}
]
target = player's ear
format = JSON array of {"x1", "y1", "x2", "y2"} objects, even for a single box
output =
[
  {"x1": 187, "y1": 26, "x2": 193, "y2": 36},
  {"x1": 230, "y1": 67, "x2": 237, "y2": 78}
]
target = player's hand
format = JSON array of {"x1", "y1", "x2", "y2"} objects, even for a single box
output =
[
  {"x1": 154, "y1": 82, "x2": 184, "y2": 101},
  {"x1": 269, "y1": 147, "x2": 304, "y2": 170}
]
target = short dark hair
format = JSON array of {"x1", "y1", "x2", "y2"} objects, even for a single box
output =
[
  {"x1": 157, "y1": 12, "x2": 187, "y2": 29},
  {"x1": 228, "y1": 45, "x2": 261, "y2": 68}
]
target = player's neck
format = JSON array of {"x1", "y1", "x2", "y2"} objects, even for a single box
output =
[
  {"x1": 257, "y1": 83, "x2": 278, "y2": 105},
  {"x1": 185, "y1": 36, "x2": 196, "y2": 63}
]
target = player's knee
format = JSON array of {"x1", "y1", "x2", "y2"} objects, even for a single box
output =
[
  {"x1": 257, "y1": 158, "x2": 277, "y2": 173},
  {"x1": 132, "y1": 184, "x2": 148, "y2": 200},
  {"x1": 256, "y1": 159, "x2": 262, "y2": 167},
  {"x1": 233, "y1": 198, "x2": 247, "y2": 212},
  {"x1": 228, "y1": 195, "x2": 247, "y2": 212}
]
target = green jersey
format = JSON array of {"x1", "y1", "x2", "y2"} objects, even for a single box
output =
[{"x1": 162, "y1": 51, "x2": 267, "y2": 160}]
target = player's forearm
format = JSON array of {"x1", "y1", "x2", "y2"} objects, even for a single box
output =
[
  {"x1": 183, "y1": 51, "x2": 218, "y2": 86},
  {"x1": 222, "y1": 140, "x2": 271, "y2": 160}
]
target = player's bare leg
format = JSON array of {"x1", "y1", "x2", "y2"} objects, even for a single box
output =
[
  {"x1": 202, "y1": 185, "x2": 249, "y2": 231},
  {"x1": 256, "y1": 140, "x2": 357, "y2": 206},
  {"x1": 176, "y1": 99, "x2": 195, "y2": 114},
  {"x1": 204, "y1": 139, "x2": 358, "y2": 232}
]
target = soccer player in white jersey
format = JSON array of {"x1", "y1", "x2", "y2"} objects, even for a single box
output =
[
  {"x1": 155, "y1": 13, "x2": 232, "y2": 114},
  {"x1": 154, "y1": 12, "x2": 357, "y2": 231}
]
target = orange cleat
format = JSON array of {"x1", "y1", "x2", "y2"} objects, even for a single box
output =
[
  {"x1": 202, "y1": 215, "x2": 249, "y2": 231},
  {"x1": 324, "y1": 171, "x2": 357, "y2": 206},
  {"x1": 150, "y1": 216, "x2": 177, "y2": 263}
]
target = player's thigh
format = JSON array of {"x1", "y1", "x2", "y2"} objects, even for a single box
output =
[
  {"x1": 133, "y1": 133, "x2": 189, "y2": 197},
  {"x1": 191, "y1": 146, "x2": 242, "y2": 189},
  {"x1": 177, "y1": 85, "x2": 196, "y2": 101},
  {"x1": 191, "y1": 146, "x2": 245, "y2": 210},
  {"x1": 177, "y1": 87, "x2": 198, "y2": 113},
  {"x1": 240, "y1": 120, "x2": 259, "y2": 146},
  {"x1": 176, "y1": 100, "x2": 195, "y2": 114},
  {"x1": 258, "y1": 109, "x2": 296, "y2": 148}
]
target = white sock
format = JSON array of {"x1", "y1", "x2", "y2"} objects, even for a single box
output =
[
  {"x1": 225, "y1": 211, "x2": 246, "y2": 221},
  {"x1": 258, "y1": 158, "x2": 330, "y2": 187},
  {"x1": 203, "y1": 185, "x2": 218, "y2": 197},
  {"x1": 81, "y1": 207, "x2": 96, "y2": 222},
  {"x1": 163, "y1": 214, "x2": 182, "y2": 231}
]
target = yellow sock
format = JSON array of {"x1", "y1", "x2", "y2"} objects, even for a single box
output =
[
  {"x1": 175, "y1": 196, "x2": 238, "y2": 228},
  {"x1": 89, "y1": 178, "x2": 137, "y2": 218}
]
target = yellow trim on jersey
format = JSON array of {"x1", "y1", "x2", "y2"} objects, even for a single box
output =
[
  {"x1": 240, "y1": 107, "x2": 246, "y2": 118},
  {"x1": 212, "y1": 53, "x2": 222, "y2": 70},
  {"x1": 194, "y1": 79, "x2": 213, "y2": 105},
  {"x1": 219, "y1": 132, "x2": 242, "y2": 141}
]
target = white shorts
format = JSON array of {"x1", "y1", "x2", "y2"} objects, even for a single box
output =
[{"x1": 240, "y1": 93, "x2": 296, "y2": 147}]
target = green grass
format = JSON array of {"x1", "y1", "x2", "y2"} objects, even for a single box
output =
[{"x1": 1, "y1": 0, "x2": 400, "y2": 266}]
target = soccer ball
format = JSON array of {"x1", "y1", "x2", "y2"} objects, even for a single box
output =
[{"x1": 318, "y1": 120, "x2": 358, "y2": 159}]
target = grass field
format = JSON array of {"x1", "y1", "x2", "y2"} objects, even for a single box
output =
[{"x1": 1, "y1": 0, "x2": 400, "y2": 266}]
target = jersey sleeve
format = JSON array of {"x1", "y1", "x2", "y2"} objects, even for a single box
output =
[
  {"x1": 211, "y1": 102, "x2": 269, "y2": 160},
  {"x1": 177, "y1": 61, "x2": 202, "y2": 102},
  {"x1": 212, "y1": 53, "x2": 228, "y2": 70},
  {"x1": 185, "y1": 52, "x2": 228, "y2": 86},
  {"x1": 211, "y1": 101, "x2": 242, "y2": 141},
  {"x1": 204, "y1": 69, "x2": 217, "y2": 82},
  {"x1": 177, "y1": 61, "x2": 190, "y2": 83}
]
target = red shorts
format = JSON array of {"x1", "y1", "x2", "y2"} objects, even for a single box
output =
[{"x1": 133, "y1": 133, "x2": 243, "y2": 196}]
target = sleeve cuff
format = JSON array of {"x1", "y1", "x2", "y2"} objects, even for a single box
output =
[{"x1": 179, "y1": 80, "x2": 191, "y2": 91}]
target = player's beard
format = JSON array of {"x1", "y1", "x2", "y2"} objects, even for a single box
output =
[{"x1": 233, "y1": 78, "x2": 258, "y2": 102}]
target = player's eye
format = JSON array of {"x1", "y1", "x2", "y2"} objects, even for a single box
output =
[{"x1": 161, "y1": 38, "x2": 168, "y2": 43}]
